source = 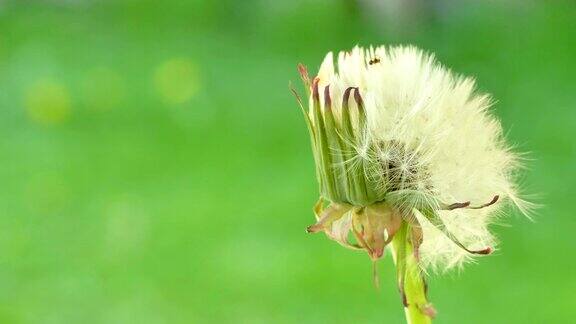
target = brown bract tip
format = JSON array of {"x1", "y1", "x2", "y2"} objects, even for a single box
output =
[
  {"x1": 470, "y1": 195, "x2": 499, "y2": 209},
  {"x1": 306, "y1": 224, "x2": 322, "y2": 233},
  {"x1": 353, "y1": 87, "x2": 364, "y2": 107},
  {"x1": 420, "y1": 303, "x2": 437, "y2": 319},
  {"x1": 401, "y1": 290, "x2": 408, "y2": 307},
  {"x1": 371, "y1": 247, "x2": 384, "y2": 260},
  {"x1": 475, "y1": 247, "x2": 493, "y2": 255},
  {"x1": 342, "y1": 87, "x2": 354, "y2": 108},
  {"x1": 297, "y1": 63, "x2": 310, "y2": 88},
  {"x1": 323, "y1": 85, "x2": 331, "y2": 109},
  {"x1": 446, "y1": 201, "x2": 470, "y2": 210},
  {"x1": 312, "y1": 77, "x2": 320, "y2": 101}
]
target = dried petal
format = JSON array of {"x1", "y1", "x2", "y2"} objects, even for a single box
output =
[
  {"x1": 325, "y1": 212, "x2": 362, "y2": 250},
  {"x1": 307, "y1": 202, "x2": 352, "y2": 233}
]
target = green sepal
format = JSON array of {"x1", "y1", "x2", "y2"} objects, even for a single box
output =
[
  {"x1": 311, "y1": 80, "x2": 336, "y2": 200},
  {"x1": 351, "y1": 89, "x2": 377, "y2": 204},
  {"x1": 290, "y1": 81, "x2": 323, "y2": 191},
  {"x1": 322, "y1": 85, "x2": 349, "y2": 202},
  {"x1": 342, "y1": 88, "x2": 370, "y2": 205},
  {"x1": 337, "y1": 88, "x2": 358, "y2": 201}
]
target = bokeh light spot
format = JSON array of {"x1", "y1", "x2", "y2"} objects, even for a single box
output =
[
  {"x1": 25, "y1": 79, "x2": 71, "y2": 125},
  {"x1": 154, "y1": 58, "x2": 200, "y2": 105}
]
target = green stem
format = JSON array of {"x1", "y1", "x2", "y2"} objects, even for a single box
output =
[{"x1": 391, "y1": 222, "x2": 433, "y2": 324}]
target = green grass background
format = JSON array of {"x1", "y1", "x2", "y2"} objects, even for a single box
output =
[{"x1": 0, "y1": 1, "x2": 574, "y2": 323}]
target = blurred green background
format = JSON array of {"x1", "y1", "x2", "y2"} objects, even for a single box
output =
[{"x1": 0, "y1": 0, "x2": 574, "y2": 323}]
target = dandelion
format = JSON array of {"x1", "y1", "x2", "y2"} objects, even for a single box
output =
[{"x1": 291, "y1": 45, "x2": 529, "y2": 323}]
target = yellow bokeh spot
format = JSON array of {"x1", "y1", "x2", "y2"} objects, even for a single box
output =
[
  {"x1": 81, "y1": 67, "x2": 126, "y2": 112},
  {"x1": 154, "y1": 57, "x2": 200, "y2": 105},
  {"x1": 25, "y1": 79, "x2": 71, "y2": 125}
]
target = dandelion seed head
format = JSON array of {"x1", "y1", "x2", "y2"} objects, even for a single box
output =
[{"x1": 298, "y1": 45, "x2": 529, "y2": 271}]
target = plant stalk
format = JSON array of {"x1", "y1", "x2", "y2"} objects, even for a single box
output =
[{"x1": 391, "y1": 222, "x2": 433, "y2": 324}]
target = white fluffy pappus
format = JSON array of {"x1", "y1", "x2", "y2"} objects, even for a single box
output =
[{"x1": 298, "y1": 45, "x2": 530, "y2": 271}]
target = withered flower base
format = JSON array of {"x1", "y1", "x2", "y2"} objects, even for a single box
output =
[{"x1": 291, "y1": 46, "x2": 527, "y2": 323}]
